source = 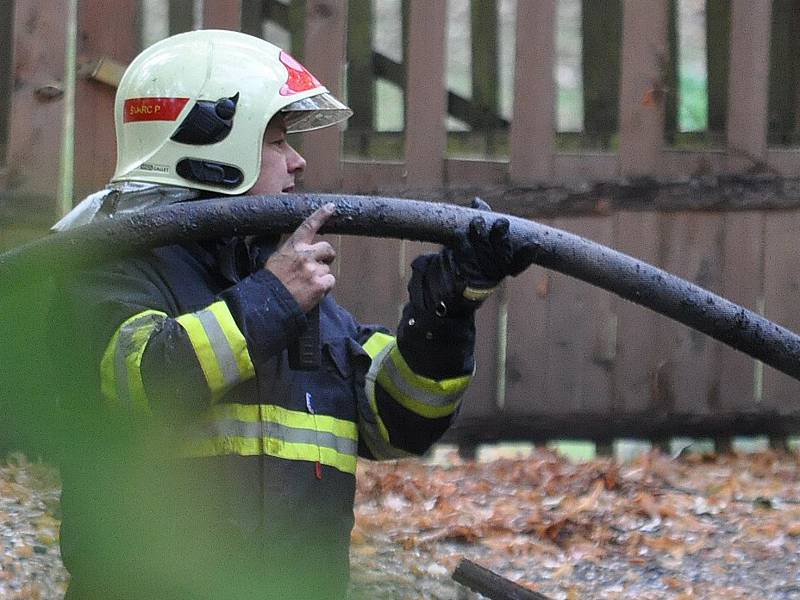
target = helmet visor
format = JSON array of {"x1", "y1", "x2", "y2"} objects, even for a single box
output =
[{"x1": 280, "y1": 92, "x2": 353, "y2": 133}]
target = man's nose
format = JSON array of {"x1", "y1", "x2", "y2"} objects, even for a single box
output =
[{"x1": 287, "y1": 144, "x2": 307, "y2": 173}]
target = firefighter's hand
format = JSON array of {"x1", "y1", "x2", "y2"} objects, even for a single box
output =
[
  {"x1": 265, "y1": 203, "x2": 337, "y2": 313},
  {"x1": 452, "y1": 198, "x2": 531, "y2": 298}
]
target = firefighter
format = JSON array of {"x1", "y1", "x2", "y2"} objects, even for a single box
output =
[{"x1": 54, "y1": 30, "x2": 526, "y2": 599}]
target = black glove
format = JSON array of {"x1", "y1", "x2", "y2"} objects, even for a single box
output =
[
  {"x1": 407, "y1": 198, "x2": 536, "y2": 319},
  {"x1": 452, "y1": 197, "x2": 536, "y2": 299}
]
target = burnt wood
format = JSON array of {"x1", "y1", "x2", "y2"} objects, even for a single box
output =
[
  {"x1": 445, "y1": 413, "x2": 800, "y2": 444},
  {"x1": 452, "y1": 559, "x2": 552, "y2": 600}
]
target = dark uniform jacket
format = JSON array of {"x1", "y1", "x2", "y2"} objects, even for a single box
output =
[{"x1": 59, "y1": 235, "x2": 475, "y2": 600}]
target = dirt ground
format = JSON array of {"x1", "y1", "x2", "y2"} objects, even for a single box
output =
[
  {"x1": 1, "y1": 448, "x2": 799, "y2": 599},
  {"x1": 349, "y1": 448, "x2": 800, "y2": 599}
]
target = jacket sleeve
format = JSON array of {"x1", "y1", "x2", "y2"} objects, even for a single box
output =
[
  {"x1": 70, "y1": 262, "x2": 305, "y2": 417},
  {"x1": 355, "y1": 301, "x2": 475, "y2": 460}
]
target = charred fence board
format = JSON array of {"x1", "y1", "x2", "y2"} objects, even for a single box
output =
[
  {"x1": 718, "y1": 212, "x2": 765, "y2": 413},
  {"x1": 302, "y1": 0, "x2": 347, "y2": 190},
  {"x1": 74, "y1": 0, "x2": 140, "y2": 199},
  {"x1": 203, "y1": 0, "x2": 242, "y2": 30},
  {"x1": 4, "y1": 0, "x2": 69, "y2": 221},
  {"x1": 763, "y1": 211, "x2": 800, "y2": 419},
  {"x1": 611, "y1": 211, "x2": 662, "y2": 416},
  {"x1": 727, "y1": 0, "x2": 771, "y2": 171},
  {"x1": 658, "y1": 213, "x2": 725, "y2": 417},
  {"x1": 405, "y1": 0, "x2": 447, "y2": 186},
  {"x1": 618, "y1": 0, "x2": 668, "y2": 176},
  {"x1": 335, "y1": 236, "x2": 405, "y2": 327},
  {"x1": 0, "y1": 0, "x2": 14, "y2": 170},
  {"x1": 509, "y1": 0, "x2": 555, "y2": 183}
]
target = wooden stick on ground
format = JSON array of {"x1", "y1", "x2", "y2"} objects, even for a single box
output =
[{"x1": 452, "y1": 559, "x2": 553, "y2": 600}]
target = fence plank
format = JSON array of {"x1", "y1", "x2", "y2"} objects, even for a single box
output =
[
  {"x1": 74, "y1": 1, "x2": 140, "y2": 199},
  {"x1": 404, "y1": 0, "x2": 447, "y2": 186},
  {"x1": 706, "y1": 0, "x2": 730, "y2": 137},
  {"x1": 5, "y1": 0, "x2": 69, "y2": 217},
  {"x1": 240, "y1": 0, "x2": 264, "y2": 36},
  {"x1": 509, "y1": 0, "x2": 555, "y2": 183},
  {"x1": 470, "y1": 0, "x2": 499, "y2": 155},
  {"x1": 618, "y1": 0, "x2": 668, "y2": 176},
  {"x1": 718, "y1": 212, "x2": 764, "y2": 412},
  {"x1": 767, "y1": 0, "x2": 800, "y2": 145},
  {"x1": 464, "y1": 291, "x2": 502, "y2": 417},
  {"x1": 346, "y1": 0, "x2": 373, "y2": 137},
  {"x1": 763, "y1": 211, "x2": 800, "y2": 417},
  {"x1": 0, "y1": 0, "x2": 15, "y2": 169},
  {"x1": 727, "y1": 0, "x2": 771, "y2": 170},
  {"x1": 203, "y1": 0, "x2": 242, "y2": 30},
  {"x1": 301, "y1": 0, "x2": 347, "y2": 191},
  {"x1": 611, "y1": 212, "x2": 662, "y2": 416},
  {"x1": 504, "y1": 237, "x2": 551, "y2": 422},
  {"x1": 169, "y1": 0, "x2": 196, "y2": 34},
  {"x1": 582, "y1": 0, "x2": 622, "y2": 149},
  {"x1": 544, "y1": 217, "x2": 615, "y2": 417},
  {"x1": 334, "y1": 236, "x2": 404, "y2": 326},
  {"x1": 657, "y1": 213, "x2": 725, "y2": 417},
  {"x1": 767, "y1": 148, "x2": 800, "y2": 174},
  {"x1": 553, "y1": 153, "x2": 618, "y2": 180},
  {"x1": 445, "y1": 159, "x2": 507, "y2": 186},
  {"x1": 341, "y1": 161, "x2": 405, "y2": 192}
]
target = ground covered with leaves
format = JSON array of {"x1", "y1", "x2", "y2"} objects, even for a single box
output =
[
  {"x1": 349, "y1": 449, "x2": 800, "y2": 599},
  {"x1": 0, "y1": 454, "x2": 66, "y2": 599},
  {"x1": 1, "y1": 449, "x2": 800, "y2": 598}
]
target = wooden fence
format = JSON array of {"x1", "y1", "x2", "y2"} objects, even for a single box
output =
[{"x1": 2, "y1": 0, "x2": 800, "y2": 450}]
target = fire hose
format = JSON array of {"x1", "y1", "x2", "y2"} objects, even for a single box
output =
[{"x1": 2, "y1": 192, "x2": 800, "y2": 383}]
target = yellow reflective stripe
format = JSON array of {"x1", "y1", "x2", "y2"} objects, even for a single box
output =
[
  {"x1": 357, "y1": 416, "x2": 414, "y2": 461},
  {"x1": 375, "y1": 342, "x2": 471, "y2": 419},
  {"x1": 176, "y1": 300, "x2": 256, "y2": 402},
  {"x1": 179, "y1": 403, "x2": 358, "y2": 474},
  {"x1": 363, "y1": 331, "x2": 394, "y2": 359},
  {"x1": 362, "y1": 334, "x2": 396, "y2": 445},
  {"x1": 463, "y1": 285, "x2": 497, "y2": 301},
  {"x1": 263, "y1": 404, "x2": 358, "y2": 440},
  {"x1": 180, "y1": 436, "x2": 262, "y2": 458},
  {"x1": 100, "y1": 310, "x2": 166, "y2": 414},
  {"x1": 181, "y1": 437, "x2": 357, "y2": 473},
  {"x1": 100, "y1": 329, "x2": 122, "y2": 407},
  {"x1": 264, "y1": 439, "x2": 357, "y2": 473},
  {"x1": 206, "y1": 402, "x2": 260, "y2": 423},
  {"x1": 206, "y1": 301, "x2": 255, "y2": 380},
  {"x1": 175, "y1": 312, "x2": 226, "y2": 399},
  {"x1": 127, "y1": 319, "x2": 161, "y2": 413},
  {"x1": 388, "y1": 343, "x2": 471, "y2": 399},
  {"x1": 203, "y1": 403, "x2": 357, "y2": 440}
]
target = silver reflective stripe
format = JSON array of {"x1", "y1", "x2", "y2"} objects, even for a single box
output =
[
  {"x1": 114, "y1": 313, "x2": 162, "y2": 406},
  {"x1": 194, "y1": 419, "x2": 358, "y2": 457},
  {"x1": 358, "y1": 418, "x2": 413, "y2": 460},
  {"x1": 271, "y1": 421, "x2": 357, "y2": 455},
  {"x1": 380, "y1": 349, "x2": 464, "y2": 408},
  {"x1": 196, "y1": 307, "x2": 240, "y2": 387},
  {"x1": 365, "y1": 339, "x2": 394, "y2": 391},
  {"x1": 361, "y1": 341, "x2": 415, "y2": 459}
]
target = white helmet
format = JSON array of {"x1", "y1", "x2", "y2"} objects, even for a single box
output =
[{"x1": 112, "y1": 29, "x2": 352, "y2": 195}]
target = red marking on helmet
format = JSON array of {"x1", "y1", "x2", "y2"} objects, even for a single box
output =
[
  {"x1": 123, "y1": 97, "x2": 190, "y2": 123},
  {"x1": 279, "y1": 51, "x2": 322, "y2": 96}
]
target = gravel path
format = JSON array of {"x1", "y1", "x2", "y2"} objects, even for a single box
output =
[{"x1": 0, "y1": 454, "x2": 67, "y2": 599}]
